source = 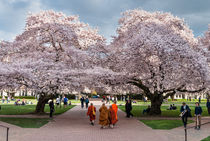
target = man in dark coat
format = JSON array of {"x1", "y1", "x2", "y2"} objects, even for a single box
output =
[
  {"x1": 180, "y1": 102, "x2": 191, "y2": 128},
  {"x1": 206, "y1": 99, "x2": 210, "y2": 115},
  {"x1": 125, "y1": 100, "x2": 133, "y2": 118},
  {"x1": 49, "y1": 99, "x2": 55, "y2": 118},
  {"x1": 80, "y1": 97, "x2": 85, "y2": 109}
]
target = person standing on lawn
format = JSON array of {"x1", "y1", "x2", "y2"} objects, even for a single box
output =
[
  {"x1": 49, "y1": 99, "x2": 55, "y2": 118},
  {"x1": 87, "y1": 103, "x2": 96, "y2": 126},
  {"x1": 56, "y1": 97, "x2": 60, "y2": 107},
  {"x1": 195, "y1": 102, "x2": 202, "y2": 130},
  {"x1": 180, "y1": 102, "x2": 191, "y2": 128},
  {"x1": 85, "y1": 96, "x2": 89, "y2": 109},
  {"x1": 99, "y1": 103, "x2": 109, "y2": 129},
  {"x1": 206, "y1": 99, "x2": 210, "y2": 115},
  {"x1": 125, "y1": 100, "x2": 133, "y2": 118},
  {"x1": 63, "y1": 96, "x2": 68, "y2": 108},
  {"x1": 199, "y1": 96, "x2": 201, "y2": 103}
]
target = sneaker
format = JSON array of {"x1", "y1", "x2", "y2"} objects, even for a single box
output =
[{"x1": 194, "y1": 127, "x2": 197, "y2": 130}]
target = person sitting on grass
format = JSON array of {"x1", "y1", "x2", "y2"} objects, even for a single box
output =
[
  {"x1": 195, "y1": 102, "x2": 202, "y2": 130},
  {"x1": 132, "y1": 100, "x2": 137, "y2": 103},
  {"x1": 14, "y1": 100, "x2": 20, "y2": 106},
  {"x1": 172, "y1": 104, "x2": 177, "y2": 110},
  {"x1": 21, "y1": 99, "x2": 26, "y2": 105},
  {"x1": 167, "y1": 104, "x2": 173, "y2": 110},
  {"x1": 28, "y1": 100, "x2": 33, "y2": 105},
  {"x1": 143, "y1": 105, "x2": 151, "y2": 114},
  {"x1": 167, "y1": 104, "x2": 177, "y2": 110}
]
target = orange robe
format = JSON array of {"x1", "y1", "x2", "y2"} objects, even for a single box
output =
[
  {"x1": 99, "y1": 105, "x2": 109, "y2": 126},
  {"x1": 109, "y1": 107, "x2": 118, "y2": 124},
  {"x1": 87, "y1": 105, "x2": 96, "y2": 121},
  {"x1": 112, "y1": 104, "x2": 118, "y2": 120}
]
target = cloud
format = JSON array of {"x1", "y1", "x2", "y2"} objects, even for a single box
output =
[
  {"x1": 0, "y1": 0, "x2": 44, "y2": 41},
  {"x1": 0, "y1": 0, "x2": 210, "y2": 42}
]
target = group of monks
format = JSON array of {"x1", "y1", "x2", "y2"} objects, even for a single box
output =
[{"x1": 86, "y1": 101, "x2": 118, "y2": 129}]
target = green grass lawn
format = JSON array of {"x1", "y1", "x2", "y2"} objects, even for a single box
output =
[
  {"x1": 140, "y1": 119, "x2": 193, "y2": 129},
  {"x1": 201, "y1": 136, "x2": 210, "y2": 141},
  {"x1": 0, "y1": 117, "x2": 49, "y2": 128},
  {"x1": 0, "y1": 105, "x2": 75, "y2": 115},
  {"x1": 0, "y1": 99, "x2": 80, "y2": 105},
  {"x1": 119, "y1": 105, "x2": 209, "y2": 117}
]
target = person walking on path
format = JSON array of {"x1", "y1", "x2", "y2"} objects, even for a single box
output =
[
  {"x1": 109, "y1": 105, "x2": 118, "y2": 128},
  {"x1": 49, "y1": 99, "x2": 55, "y2": 118},
  {"x1": 99, "y1": 103, "x2": 109, "y2": 129},
  {"x1": 63, "y1": 96, "x2": 68, "y2": 108},
  {"x1": 80, "y1": 97, "x2": 85, "y2": 109},
  {"x1": 112, "y1": 101, "x2": 118, "y2": 122},
  {"x1": 195, "y1": 102, "x2": 202, "y2": 130},
  {"x1": 180, "y1": 102, "x2": 191, "y2": 128},
  {"x1": 85, "y1": 97, "x2": 89, "y2": 109},
  {"x1": 206, "y1": 99, "x2": 210, "y2": 115},
  {"x1": 125, "y1": 100, "x2": 133, "y2": 118},
  {"x1": 87, "y1": 103, "x2": 96, "y2": 126}
]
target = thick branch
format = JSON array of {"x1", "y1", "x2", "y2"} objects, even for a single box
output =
[{"x1": 128, "y1": 79, "x2": 151, "y2": 98}]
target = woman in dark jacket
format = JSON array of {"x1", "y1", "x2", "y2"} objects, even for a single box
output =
[{"x1": 125, "y1": 100, "x2": 133, "y2": 118}]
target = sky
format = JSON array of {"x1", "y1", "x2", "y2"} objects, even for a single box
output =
[{"x1": 0, "y1": 0, "x2": 210, "y2": 43}]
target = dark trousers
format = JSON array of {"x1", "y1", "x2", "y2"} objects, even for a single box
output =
[
  {"x1": 208, "y1": 108, "x2": 210, "y2": 115},
  {"x1": 86, "y1": 103, "x2": 88, "y2": 109},
  {"x1": 50, "y1": 109, "x2": 53, "y2": 118},
  {"x1": 81, "y1": 102, "x2": 84, "y2": 108},
  {"x1": 182, "y1": 115, "x2": 188, "y2": 127},
  {"x1": 126, "y1": 110, "x2": 133, "y2": 118}
]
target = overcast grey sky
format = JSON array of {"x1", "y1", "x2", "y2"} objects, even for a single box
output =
[{"x1": 0, "y1": 0, "x2": 210, "y2": 43}]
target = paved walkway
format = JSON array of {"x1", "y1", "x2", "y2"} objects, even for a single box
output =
[{"x1": 0, "y1": 101, "x2": 209, "y2": 141}]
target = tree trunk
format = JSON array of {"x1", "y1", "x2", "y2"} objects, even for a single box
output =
[
  {"x1": 149, "y1": 94, "x2": 163, "y2": 115},
  {"x1": 35, "y1": 94, "x2": 52, "y2": 114}
]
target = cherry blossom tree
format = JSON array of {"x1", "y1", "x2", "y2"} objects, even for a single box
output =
[
  {"x1": 198, "y1": 24, "x2": 210, "y2": 98},
  {"x1": 107, "y1": 9, "x2": 209, "y2": 115},
  {"x1": 0, "y1": 10, "x2": 106, "y2": 113}
]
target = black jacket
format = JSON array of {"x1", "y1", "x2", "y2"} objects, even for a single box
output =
[
  {"x1": 49, "y1": 101, "x2": 54, "y2": 110},
  {"x1": 125, "y1": 102, "x2": 132, "y2": 112},
  {"x1": 180, "y1": 105, "x2": 191, "y2": 117}
]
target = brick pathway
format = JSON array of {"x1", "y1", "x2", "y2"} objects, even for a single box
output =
[{"x1": 0, "y1": 101, "x2": 209, "y2": 141}]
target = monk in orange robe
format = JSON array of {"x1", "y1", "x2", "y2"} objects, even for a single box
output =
[
  {"x1": 109, "y1": 105, "x2": 118, "y2": 128},
  {"x1": 112, "y1": 101, "x2": 118, "y2": 123},
  {"x1": 87, "y1": 103, "x2": 96, "y2": 126},
  {"x1": 99, "y1": 103, "x2": 109, "y2": 128}
]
